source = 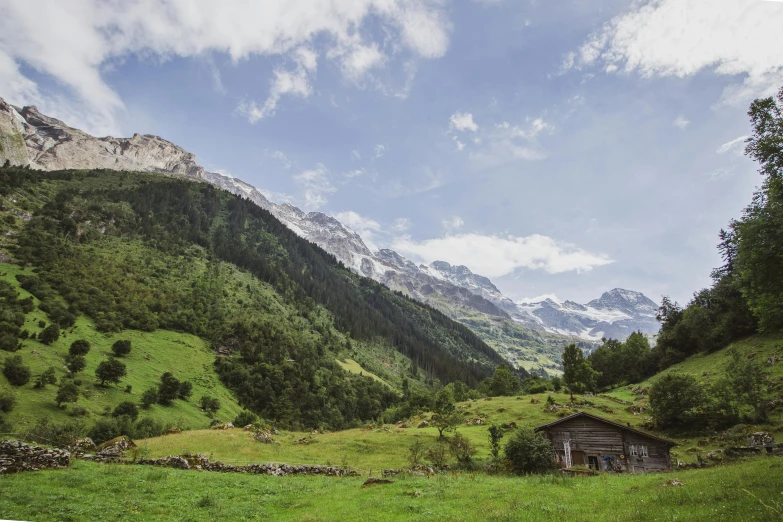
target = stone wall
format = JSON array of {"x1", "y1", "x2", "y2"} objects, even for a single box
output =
[
  {"x1": 0, "y1": 440, "x2": 70, "y2": 473},
  {"x1": 138, "y1": 453, "x2": 357, "y2": 476}
]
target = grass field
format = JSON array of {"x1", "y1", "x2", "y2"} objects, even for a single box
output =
[
  {"x1": 136, "y1": 391, "x2": 773, "y2": 470},
  {"x1": 335, "y1": 358, "x2": 391, "y2": 388},
  {"x1": 0, "y1": 263, "x2": 244, "y2": 433},
  {"x1": 1, "y1": 457, "x2": 782, "y2": 521}
]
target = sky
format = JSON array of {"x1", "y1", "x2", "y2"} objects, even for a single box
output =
[{"x1": 1, "y1": 0, "x2": 782, "y2": 305}]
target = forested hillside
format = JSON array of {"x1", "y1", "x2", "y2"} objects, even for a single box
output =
[{"x1": 0, "y1": 168, "x2": 520, "y2": 431}]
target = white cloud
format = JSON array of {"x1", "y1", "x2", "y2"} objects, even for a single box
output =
[
  {"x1": 265, "y1": 149, "x2": 292, "y2": 169},
  {"x1": 449, "y1": 111, "x2": 479, "y2": 132},
  {"x1": 716, "y1": 135, "x2": 748, "y2": 155},
  {"x1": 293, "y1": 164, "x2": 336, "y2": 210},
  {"x1": 351, "y1": 150, "x2": 362, "y2": 160},
  {"x1": 565, "y1": 0, "x2": 783, "y2": 104},
  {"x1": 374, "y1": 144, "x2": 386, "y2": 158},
  {"x1": 707, "y1": 166, "x2": 736, "y2": 180},
  {"x1": 391, "y1": 217, "x2": 412, "y2": 232},
  {"x1": 334, "y1": 210, "x2": 381, "y2": 250},
  {"x1": 673, "y1": 116, "x2": 690, "y2": 129},
  {"x1": 343, "y1": 168, "x2": 366, "y2": 180},
  {"x1": 442, "y1": 216, "x2": 464, "y2": 230},
  {"x1": 392, "y1": 233, "x2": 614, "y2": 278},
  {"x1": 0, "y1": 0, "x2": 452, "y2": 134},
  {"x1": 518, "y1": 293, "x2": 562, "y2": 305},
  {"x1": 468, "y1": 118, "x2": 552, "y2": 166},
  {"x1": 238, "y1": 47, "x2": 317, "y2": 122}
]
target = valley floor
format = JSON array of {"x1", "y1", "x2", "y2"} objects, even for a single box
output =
[{"x1": 1, "y1": 457, "x2": 781, "y2": 521}]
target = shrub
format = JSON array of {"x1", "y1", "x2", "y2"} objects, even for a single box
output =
[
  {"x1": 426, "y1": 442, "x2": 449, "y2": 468},
  {"x1": 0, "y1": 333, "x2": 21, "y2": 352},
  {"x1": 111, "y1": 339, "x2": 131, "y2": 357},
  {"x1": 200, "y1": 395, "x2": 220, "y2": 415},
  {"x1": 408, "y1": 439, "x2": 426, "y2": 467},
  {"x1": 24, "y1": 417, "x2": 85, "y2": 447},
  {"x1": 504, "y1": 428, "x2": 555, "y2": 475},
  {"x1": 488, "y1": 425, "x2": 504, "y2": 459},
  {"x1": 39, "y1": 324, "x2": 60, "y2": 345},
  {"x1": 56, "y1": 383, "x2": 80, "y2": 406},
  {"x1": 448, "y1": 432, "x2": 477, "y2": 465},
  {"x1": 95, "y1": 358, "x2": 126, "y2": 386},
  {"x1": 157, "y1": 372, "x2": 182, "y2": 405},
  {"x1": 112, "y1": 401, "x2": 139, "y2": 421},
  {"x1": 134, "y1": 417, "x2": 167, "y2": 439},
  {"x1": 69, "y1": 405, "x2": 90, "y2": 417},
  {"x1": 87, "y1": 418, "x2": 122, "y2": 445},
  {"x1": 3, "y1": 355, "x2": 31, "y2": 386},
  {"x1": 233, "y1": 410, "x2": 259, "y2": 427},
  {"x1": 0, "y1": 391, "x2": 16, "y2": 413},
  {"x1": 140, "y1": 387, "x2": 159, "y2": 408},
  {"x1": 649, "y1": 374, "x2": 705, "y2": 428},
  {"x1": 69, "y1": 339, "x2": 90, "y2": 356},
  {"x1": 34, "y1": 367, "x2": 57, "y2": 388},
  {"x1": 178, "y1": 381, "x2": 193, "y2": 400},
  {"x1": 64, "y1": 354, "x2": 86, "y2": 374}
]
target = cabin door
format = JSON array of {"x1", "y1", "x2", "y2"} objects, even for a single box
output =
[
  {"x1": 587, "y1": 456, "x2": 599, "y2": 470},
  {"x1": 571, "y1": 451, "x2": 585, "y2": 467}
]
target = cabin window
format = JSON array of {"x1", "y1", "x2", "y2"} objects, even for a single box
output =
[
  {"x1": 629, "y1": 444, "x2": 637, "y2": 456},
  {"x1": 640, "y1": 445, "x2": 648, "y2": 457}
]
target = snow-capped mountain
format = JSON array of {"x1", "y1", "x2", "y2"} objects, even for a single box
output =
[
  {"x1": 0, "y1": 98, "x2": 654, "y2": 373},
  {"x1": 513, "y1": 290, "x2": 659, "y2": 341}
]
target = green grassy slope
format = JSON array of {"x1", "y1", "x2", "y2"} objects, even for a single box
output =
[
  {"x1": 137, "y1": 392, "x2": 715, "y2": 470},
  {"x1": 0, "y1": 263, "x2": 244, "y2": 431},
  {"x1": 606, "y1": 334, "x2": 783, "y2": 402},
  {"x1": 1, "y1": 458, "x2": 781, "y2": 521}
]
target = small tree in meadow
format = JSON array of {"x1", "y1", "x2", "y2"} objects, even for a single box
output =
[
  {"x1": 157, "y1": 372, "x2": 182, "y2": 405},
  {"x1": 95, "y1": 358, "x2": 126, "y2": 386},
  {"x1": 488, "y1": 425, "x2": 504, "y2": 459},
  {"x1": 140, "y1": 387, "x2": 159, "y2": 409},
  {"x1": 111, "y1": 340, "x2": 131, "y2": 357},
  {"x1": 39, "y1": 325, "x2": 60, "y2": 345},
  {"x1": 69, "y1": 340, "x2": 90, "y2": 356},
  {"x1": 112, "y1": 401, "x2": 139, "y2": 421},
  {"x1": 199, "y1": 395, "x2": 221, "y2": 415},
  {"x1": 56, "y1": 383, "x2": 80, "y2": 406},
  {"x1": 3, "y1": 355, "x2": 31, "y2": 386},
  {"x1": 64, "y1": 354, "x2": 86, "y2": 374},
  {"x1": 431, "y1": 387, "x2": 462, "y2": 438},
  {"x1": 34, "y1": 367, "x2": 57, "y2": 388},
  {"x1": 504, "y1": 428, "x2": 555, "y2": 475}
]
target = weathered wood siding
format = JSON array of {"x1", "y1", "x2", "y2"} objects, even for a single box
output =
[{"x1": 541, "y1": 416, "x2": 671, "y2": 472}]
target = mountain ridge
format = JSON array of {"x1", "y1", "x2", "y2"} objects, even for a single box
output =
[{"x1": 0, "y1": 97, "x2": 659, "y2": 371}]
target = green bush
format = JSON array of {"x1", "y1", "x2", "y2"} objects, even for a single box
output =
[
  {"x1": 649, "y1": 373, "x2": 705, "y2": 428},
  {"x1": 140, "y1": 387, "x2": 158, "y2": 408},
  {"x1": 64, "y1": 354, "x2": 86, "y2": 374},
  {"x1": 39, "y1": 324, "x2": 60, "y2": 345},
  {"x1": 157, "y1": 372, "x2": 181, "y2": 406},
  {"x1": 69, "y1": 339, "x2": 90, "y2": 356},
  {"x1": 233, "y1": 410, "x2": 259, "y2": 427},
  {"x1": 0, "y1": 391, "x2": 16, "y2": 413},
  {"x1": 504, "y1": 428, "x2": 555, "y2": 475},
  {"x1": 95, "y1": 358, "x2": 127, "y2": 386},
  {"x1": 112, "y1": 401, "x2": 139, "y2": 421},
  {"x1": 34, "y1": 367, "x2": 57, "y2": 388},
  {"x1": 199, "y1": 395, "x2": 220, "y2": 415},
  {"x1": 448, "y1": 432, "x2": 477, "y2": 465},
  {"x1": 178, "y1": 381, "x2": 193, "y2": 400},
  {"x1": 3, "y1": 355, "x2": 31, "y2": 386},
  {"x1": 56, "y1": 383, "x2": 80, "y2": 406},
  {"x1": 24, "y1": 417, "x2": 85, "y2": 447},
  {"x1": 111, "y1": 340, "x2": 131, "y2": 357}
]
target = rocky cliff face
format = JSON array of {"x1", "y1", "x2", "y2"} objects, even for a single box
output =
[{"x1": 0, "y1": 98, "x2": 204, "y2": 178}]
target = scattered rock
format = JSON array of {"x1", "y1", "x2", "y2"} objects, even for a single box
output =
[
  {"x1": 211, "y1": 422, "x2": 233, "y2": 430},
  {"x1": 167, "y1": 427, "x2": 181, "y2": 435},
  {"x1": 243, "y1": 424, "x2": 255, "y2": 431},
  {"x1": 529, "y1": 398, "x2": 540, "y2": 404},
  {"x1": 138, "y1": 454, "x2": 357, "y2": 477},
  {"x1": 417, "y1": 421, "x2": 429, "y2": 428},
  {"x1": 253, "y1": 430, "x2": 274, "y2": 444},
  {"x1": 706, "y1": 449, "x2": 724, "y2": 461},
  {"x1": 662, "y1": 479, "x2": 685, "y2": 487},
  {"x1": 67, "y1": 438, "x2": 96, "y2": 454}
]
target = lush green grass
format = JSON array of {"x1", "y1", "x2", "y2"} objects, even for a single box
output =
[
  {"x1": 1, "y1": 457, "x2": 781, "y2": 521},
  {"x1": 138, "y1": 392, "x2": 726, "y2": 470},
  {"x1": 335, "y1": 358, "x2": 391, "y2": 388},
  {"x1": 0, "y1": 262, "x2": 244, "y2": 433}
]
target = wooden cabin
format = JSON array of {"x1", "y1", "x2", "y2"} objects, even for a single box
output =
[{"x1": 535, "y1": 411, "x2": 676, "y2": 473}]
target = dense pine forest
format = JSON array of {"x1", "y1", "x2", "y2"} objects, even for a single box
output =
[{"x1": 0, "y1": 168, "x2": 522, "y2": 430}]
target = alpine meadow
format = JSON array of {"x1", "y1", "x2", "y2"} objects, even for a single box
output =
[{"x1": 1, "y1": 1, "x2": 783, "y2": 521}]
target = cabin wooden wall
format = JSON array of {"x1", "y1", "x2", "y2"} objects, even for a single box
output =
[{"x1": 541, "y1": 416, "x2": 671, "y2": 472}]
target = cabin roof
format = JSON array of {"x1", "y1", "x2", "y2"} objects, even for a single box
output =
[{"x1": 534, "y1": 411, "x2": 677, "y2": 446}]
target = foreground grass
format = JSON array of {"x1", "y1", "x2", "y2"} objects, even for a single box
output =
[{"x1": 1, "y1": 458, "x2": 782, "y2": 521}]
